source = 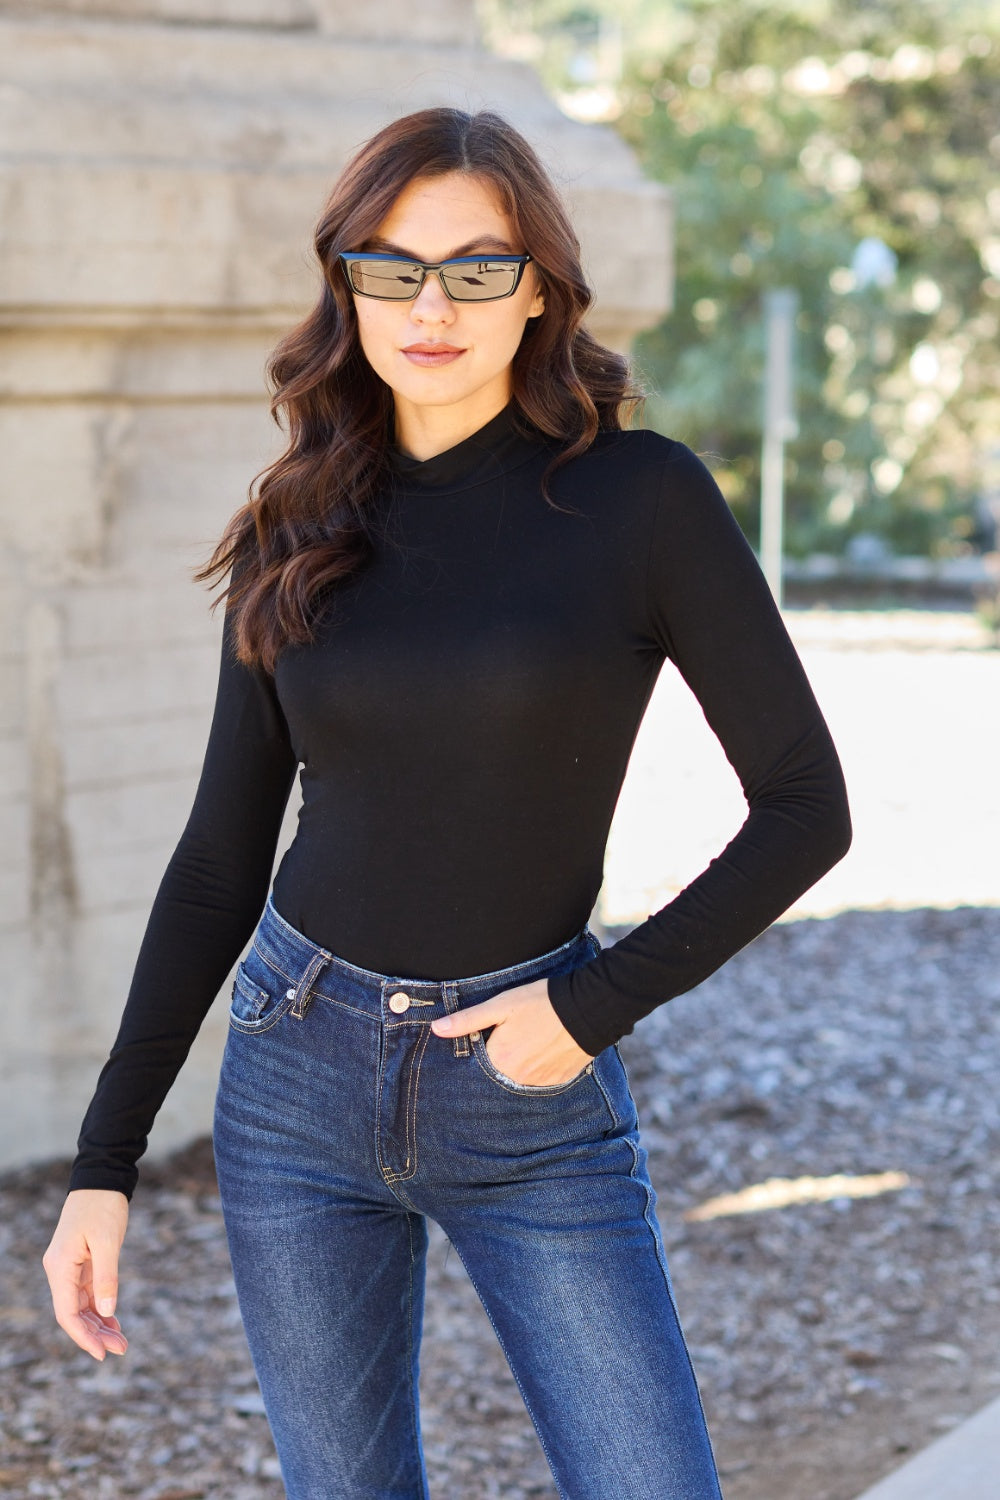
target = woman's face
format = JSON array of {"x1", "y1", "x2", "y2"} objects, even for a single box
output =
[{"x1": 349, "y1": 171, "x2": 545, "y2": 439}]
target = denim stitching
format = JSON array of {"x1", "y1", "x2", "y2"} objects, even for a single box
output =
[
  {"x1": 587, "y1": 1051, "x2": 621, "y2": 1133},
  {"x1": 290, "y1": 951, "x2": 331, "y2": 1021},
  {"x1": 404, "y1": 1025, "x2": 431, "y2": 1181},
  {"x1": 384, "y1": 1022, "x2": 431, "y2": 1185},
  {"x1": 453, "y1": 925, "x2": 595, "y2": 991},
  {"x1": 230, "y1": 964, "x2": 269, "y2": 1020},
  {"x1": 247, "y1": 940, "x2": 297, "y2": 992},
  {"x1": 374, "y1": 1008, "x2": 388, "y2": 1183},
  {"x1": 442, "y1": 981, "x2": 469, "y2": 1057},
  {"x1": 403, "y1": 1212, "x2": 431, "y2": 1499},
  {"x1": 227, "y1": 991, "x2": 297, "y2": 1036},
  {"x1": 313, "y1": 992, "x2": 380, "y2": 1023}
]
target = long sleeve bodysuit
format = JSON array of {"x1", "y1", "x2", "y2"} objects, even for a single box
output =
[{"x1": 71, "y1": 399, "x2": 852, "y2": 1198}]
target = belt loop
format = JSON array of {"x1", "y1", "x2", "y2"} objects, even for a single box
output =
[
  {"x1": 442, "y1": 982, "x2": 470, "y2": 1057},
  {"x1": 291, "y1": 950, "x2": 332, "y2": 1021}
]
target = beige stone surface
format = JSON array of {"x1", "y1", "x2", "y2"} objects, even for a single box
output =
[
  {"x1": 0, "y1": 2, "x2": 673, "y2": 1172},
  {"x1": 0, "y1": 0, "x2": 475, "y2": 38}
]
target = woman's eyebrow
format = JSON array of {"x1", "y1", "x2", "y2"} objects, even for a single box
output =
[{"x1": 362, "y1": 235, "x2": 517, "y2": 258}]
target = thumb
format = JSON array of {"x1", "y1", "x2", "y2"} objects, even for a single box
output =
[
  {"x1": 91, "y1": 1242, "x2": 120, "y2": 1318},
  {"x1": 431, "y1": 998, "x2": 501, "y2": 1037}
]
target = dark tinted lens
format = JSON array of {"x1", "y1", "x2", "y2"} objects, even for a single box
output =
[
  {"x1": 348, "y1": 259, "x2": 424, "y2": 299},
  {"x1": 440, "y1": 260, "x2": 520, "y2": 301}
]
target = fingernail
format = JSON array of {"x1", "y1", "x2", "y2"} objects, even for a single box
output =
[
  {"x1": 431, "y1": 1018, "x2": 450, "y2": 1034},
  {"x1": 98, "y1": 1298, "x2": 115, "y2": 1316}
]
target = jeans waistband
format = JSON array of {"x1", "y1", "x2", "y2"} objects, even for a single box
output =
[{"x1": 251, "y1": 892, "x2": 598, "y2": 1023}]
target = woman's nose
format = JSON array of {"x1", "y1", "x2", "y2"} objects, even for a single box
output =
[{"x1": 410, "y1": 271, "x2": 454, "y2": 316}]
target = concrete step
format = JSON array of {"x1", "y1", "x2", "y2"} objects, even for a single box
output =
[{"x1": 853, "y1": 1393, "x2": 1000, "y2": 1500}]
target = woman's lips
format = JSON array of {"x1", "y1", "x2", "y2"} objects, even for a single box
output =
[{"x1": 402, "y1": 347, "x2": 466, "y2": 367}]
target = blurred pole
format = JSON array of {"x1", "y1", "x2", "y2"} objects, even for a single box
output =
[{"x1": 760, "y1": 288, "x2": 799, "y2": 607}]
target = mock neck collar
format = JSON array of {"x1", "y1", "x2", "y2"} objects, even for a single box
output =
[{"x1": 386, "y1": 399, "x2": 549, "y2": 493}]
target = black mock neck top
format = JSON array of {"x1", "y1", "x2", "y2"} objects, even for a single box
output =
[{"x1": 71, "y1": 398, "x2": 851, "y2": 1198}]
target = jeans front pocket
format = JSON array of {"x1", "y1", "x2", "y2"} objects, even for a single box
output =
[
  {"x1": 467, "y1": 928, "x2": 606, "y2": 1097},
  {"x1": 228, "y1": 948, "x2": 295, "y2": 1035},
  {"x1": 471, "y1": 1028, "x2": 594, "y2": 1096}
]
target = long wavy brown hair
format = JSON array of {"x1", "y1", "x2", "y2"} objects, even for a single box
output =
[{"x1": 195, "y1": 106, "x2": 648, "y2": 672}]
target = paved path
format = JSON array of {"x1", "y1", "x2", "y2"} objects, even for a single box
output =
[
  {"x1": 602, "y1": 607, "x2": 999, "y2": 925},
  {"x1": 851, "y1": 1393, "x2": 1000, "y2": 1500}
]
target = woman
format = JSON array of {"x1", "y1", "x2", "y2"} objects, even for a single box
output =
[{"x1": 44, "y1": 107, "x2": 851, "y2": 1498}]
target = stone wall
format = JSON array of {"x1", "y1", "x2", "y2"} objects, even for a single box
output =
[{"x1": 0, "y1": 0, "x2": 673, "y2": 1174}]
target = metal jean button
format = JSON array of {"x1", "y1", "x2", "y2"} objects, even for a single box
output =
[{"x1": 388, "y1": 991, "x2": 411, "y2": 1013}]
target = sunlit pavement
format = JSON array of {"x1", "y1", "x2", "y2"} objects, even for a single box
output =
[{"x1": 600, "y1": 607, "x2": 999, "y2": 928}]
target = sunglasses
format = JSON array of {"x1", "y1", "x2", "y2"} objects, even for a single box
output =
[{"x1": 339, "y1": 251, "x2": 534, "y2": 303}]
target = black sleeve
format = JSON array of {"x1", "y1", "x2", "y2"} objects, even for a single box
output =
[
  {"x1": 545, "y1": 440, "x2": 852, "y2": 1057},
  {"x1": 68, "y1": 578, "x2": 299, "y2": 1199}
]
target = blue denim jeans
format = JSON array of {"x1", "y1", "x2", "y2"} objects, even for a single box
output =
[{"x1": 213, "y1": 893, "x2": 724, "y2": 1500}]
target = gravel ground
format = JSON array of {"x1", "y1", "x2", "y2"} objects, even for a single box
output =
[{"x1": 4, "y1": 903, "x2": 1000, "y2": 1500}]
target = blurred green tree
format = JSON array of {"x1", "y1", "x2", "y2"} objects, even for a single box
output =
[{"x1": 479, "y1": 0, "x2": 1000, "y2": 557}]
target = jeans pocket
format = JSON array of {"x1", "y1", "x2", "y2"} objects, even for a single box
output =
[
  {"x1": 465, "y1": 930, "x2": 605, "y2": 1095},
  {"x1": 471, "y1": 1029, "x2": 594, "y2": 1095},
  {"x1": 228, "y1": 949, "x2": 294, "y2": 1034}
]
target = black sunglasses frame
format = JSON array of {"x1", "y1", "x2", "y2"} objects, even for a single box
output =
[{"x1": 339, "y1": 251, "x2": 534, "y2": 303}]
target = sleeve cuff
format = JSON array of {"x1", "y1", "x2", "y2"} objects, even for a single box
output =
[
  {"x1": 67, "y1": 1161, "x2": 139, "y2": 1201},
  {"x1": 546, "y1": 967, "x2": 626, "y2": 1058}
]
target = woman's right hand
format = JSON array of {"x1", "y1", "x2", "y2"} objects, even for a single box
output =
[{"x1": 42, "y1": 1189, "x2": 130, "y2": 1360}]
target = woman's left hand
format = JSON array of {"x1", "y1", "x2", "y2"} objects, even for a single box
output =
[{"x1": 430, "y1": 979, "x2": 595, "y2": 1086}]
